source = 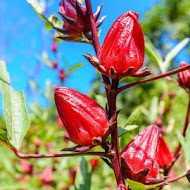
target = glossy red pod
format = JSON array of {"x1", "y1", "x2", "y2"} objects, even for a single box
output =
[
  {"x1": 157, "y1": 135, "x2": 173, "y2": 168},
  {"x1": 56, "y1": 0, "x2": 105, "y2": 42},
  {"x1": 54, "y1": 87, "x2": 110, "y2": 145},
  {"x1": 120, "y1": 125, "x2": 160, "y2": 184},
  {"x1": 98, "y1": 11, "x2": 145, "y2": 80},
  {"x1": 177, "y1": 62, "x2": 190, "y2": 90}
]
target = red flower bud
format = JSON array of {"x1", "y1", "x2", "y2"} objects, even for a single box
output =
[
  {"x1": 90, "y1": 159, "x2": 99, "y2": 169},
  {"x1": 158, "y1": 135, "x2": 173, "y2": 168},
  {"x1": 177, "y1": 62, "x2": 190, "y2": 90},
  {"x1": 56, "y1": 0, "x2": 105, "y2": 42},
  {"x1": 58, "y1": 69, "x2": 66, "y2": 81},
  {"x1": 51, "y1": 40, "x2": 58, "y2": 52},
  {"x1": 120, "y1": 125, "x2": 160, "y2": 184},
  {"x1": 20, "y1": 160, "x2": 33, "y2": 174},
  {"x1": 54, "y1": 87, "x2": 110, "y2": 145},
  {"x1": 51, "y1": 61, "x2": 58, "y2": 69},
  {"x1": 97, "y1": 11, "x2": 146, "y2": 80},
  {"x1": 41, "y1": 167, "x2": 54, "y2": 185}
]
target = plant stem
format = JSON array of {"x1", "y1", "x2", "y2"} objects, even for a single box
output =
[
  {"x1": 14, "y1": 150, "x2": 110, "y2": 159},
  {"x1": 85, "y1": 0, "x2": 125, "y2": 188},
  {"x1": 117, "y1": 64, "x2": 190, "y2": 94},
  {"x1": 109, "y1": 80, "x2": 125, "y2": 187},
  {"x1": 84, "y1": 0, "x2": 111, "y2": 95},
  {"x1": 158, "y1": 169, "x2": 190, "y2": 187}
]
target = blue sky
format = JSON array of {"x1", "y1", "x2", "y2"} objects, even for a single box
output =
[{"x1": 0, "y1": 0, "x2": 161, "y2": 106}]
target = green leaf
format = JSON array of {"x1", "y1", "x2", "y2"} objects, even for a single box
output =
[
  {"x1": 69, "y1": 63, "x2": 84, "y2": 73},
  {"x1": 126, "y1": 178, "x2": 160, "y2": 190},
  {"x1": 149, "y1": 96, "x2": 159, "y2": 123},
  {"x1": 0, "y1": 129, "x2": 15, "y2": 151},
  {"x1": 163, "y1": 38, "x2": 190, "y2": 72},
  {"x1": 124, "y1": 106, "x2": 143, "y2": 126},
  {"x1": 145, "y1": 36, "x2": 163, "y2": 71},
  {"x1": 27, "y1": 0, "x2": 46, "y2": 14},
  {"x1": 118, "y1": 125, "x2": 139, "y2": 137},
  {"x1": 177, "y1": 125, "x2": 190, "y2": 169},
  {"x1": 0, "y1": 61, "x2": 30, "y2": 149},
  {"x1": 27, "y1": 0, "x2": 62, "y2": 30},
  {"x1": 74, "y1": 157, "x2": 92, "y2": 190},
  {"x1": 47, "y1": 14, "x2": 62, "y2": 29}
]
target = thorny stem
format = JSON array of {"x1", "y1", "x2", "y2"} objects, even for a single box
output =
[
  {"x1": 117, "y1": 64, "x2": 190, "y2": 94},
  {"x1": 14, "y1": 150, "x2": 110, "y2": 159},
  {"x1": 85, "y1": 0, "x2": 125, "y2": 188}
]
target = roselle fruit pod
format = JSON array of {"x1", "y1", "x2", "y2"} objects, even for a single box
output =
[
  {"x1": 177, "y1": 62, "x2": 190, "y2": 91},
  {"x1": 120, "y1": 125, "x2": 160, "y2": 184},
  {"x1": 54, "y1": 87, "x2": 110, "y2": 145},
  {"x1": 55, "y1": 0, "x2": 105, "y2": 42},
  {"x1": 97, "y1": 11, "x2": 149, "y2": 80},
  {"x1": 158, "y1": 134, "x2": 173, "y2": 168}
]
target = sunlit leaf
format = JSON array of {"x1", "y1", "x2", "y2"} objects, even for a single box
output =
[
  {"x1": 118, "y1": 125, "x2": 139, "y2": 137},
  {"x1": 163, "y1": 38, "x2": 190, "y2": 72},
  {"x1": 149, "y1": 96, "x2": 159, "y2": 123},
  {"x1": 145, "y1": 36, "x2": 163, "y2": 71},
  {"x1": 27, "y1": 0, "x2": 62, "y2": 30},
  {"x1": 0, "y1": 61, "x2": 30, "y2": 149},
  {"x1": 0, "y1": 129, "x2": 15, "y2": 151},
  {"x1": 69, "y1": 63, "x2": 84, "y2": 73},
  {"x1": 27, "y1": 0, "x2": 46, "y2": 14},
  {"x1": 126, "y1": 178, "x2": 160, "y2": 190}
]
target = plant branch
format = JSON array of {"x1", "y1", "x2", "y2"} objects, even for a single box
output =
[
  {"x1": 158, "y1": 169, "x2": 190, "y2": 187},
  {"x1": 108, "y1": 80, "x2": 125, "y2": 187},
  {"x1": 14, "y1": 150, "x2": 110, "y2": 159},
  {"x1": 84, "y1": 1, "x2": 125, "y2": 187},
  {"x1": 117, "y1": 64, "x2": 190, "y2": 94},
  {"x1": 84, "y1": 0, "x2": 111, "y2": 89}
]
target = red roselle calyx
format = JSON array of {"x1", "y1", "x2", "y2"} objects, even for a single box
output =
[
  {"x1": 55, "y1": 0, "x2": 105, "y2": 42},
  {"x1": 85, "y1": 11, "x2": 150, "y2": 80},
  {"x1": 177, "y1": 62, "x2": 190, "y2": 91},
  {"x1": 120, "y1": 125, "x2": 160, "y2": 184},
  {"x1": 158, "y1": 135, "x2": 173, "y2": 168},
  {"x1": 54, "y1": 87, "x2": 111, "y2": 145}
]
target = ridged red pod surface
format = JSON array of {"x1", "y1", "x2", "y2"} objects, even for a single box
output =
[
  {"x1": 120, "y1": 125, "x2": 160, "y2": 184},
  {"x1": 177, "y1": 62, "x2": 190, "y2": 90},
  {"x1": 54, "y1": 87, "x2": 109, "y2": 145},
  {"x1": 98, "y1": 11, "x2": 145, "y2": 80},
  {"x1": 158, "y1": 135, "x2": 173, "y2": 168}
]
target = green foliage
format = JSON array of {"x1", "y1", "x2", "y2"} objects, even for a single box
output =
[
  {"x1": 177, "y1": 125, "x2": 190, "y2": 169},
  {"x1": 74, "y1": 157, "x2": 92, "y2": 190},
  {"x1": 145, "y1": 36, "x2": 190, "y2": 73},
  {"x1": 27, "y1": 0, "x2": 62, "y2": 30},
  {"x1": 126, "y1": 178, "x2": 160, "y2": 190},
  {"x1": 0, "y1": 61, "x2": 30, "y2": 149}
]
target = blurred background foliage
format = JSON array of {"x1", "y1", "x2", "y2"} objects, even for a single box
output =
[{"x1": 0, "y1": 0, "x2": 190, "y2": 189}]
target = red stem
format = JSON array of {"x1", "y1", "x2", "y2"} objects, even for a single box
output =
[
  {"x1": 14, "y1": 150, "x2": 110, "y2": 159},
  {"x1": 84, "y1": 0, "x2": 125, "y2": 188},
  {"x1": 117, "y1": 64, "x2": 190, "y2": 94},
  {"x1": 158, "y1": 169, "x2": 190, "y2": 187}
]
